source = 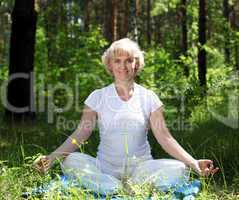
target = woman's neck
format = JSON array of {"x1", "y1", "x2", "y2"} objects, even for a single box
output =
[{"x1": 114, "y1": 80, "x2": 135, "y2": 98}]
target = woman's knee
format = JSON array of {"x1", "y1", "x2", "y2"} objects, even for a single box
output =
[
  {"x1": 156, "y1": 159, "x2": 189, "y2": 175},
  {"x1": 62, "y1": 152, "x2": 85, "y2": 168},
  {"x1": 152, "y1": 159, "x2": 187, "y2": 170},
  {"x1": 130, "y1": 159, "x2": 189, "y2": 184},
  {"x1": 62, "y1": 152, "x2": 98, "y2": 171}
]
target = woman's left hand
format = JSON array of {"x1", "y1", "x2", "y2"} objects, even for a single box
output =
[{"x1": 192, "y1": 159, "x2": 219, "y2": 176}]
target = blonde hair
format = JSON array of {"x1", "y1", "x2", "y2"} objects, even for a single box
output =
[{"x1": 102, "y1": 38, "x2": 145, "y2": 75}]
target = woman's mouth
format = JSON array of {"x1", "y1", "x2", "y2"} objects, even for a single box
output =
[{"x1": 118, "y1": 70, "x2": 128, "y2": 73}]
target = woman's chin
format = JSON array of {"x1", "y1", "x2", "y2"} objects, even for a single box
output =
[{"x1": 115, "y1": 77, "x2": 134, "y2": 82}]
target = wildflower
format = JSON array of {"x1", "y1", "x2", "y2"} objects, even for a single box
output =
[{"x1": 72, "y1": 138, "x2": 78, "y2": 145}]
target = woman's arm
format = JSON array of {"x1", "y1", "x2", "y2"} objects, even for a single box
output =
[
  {"x1": 149, "y1": 107, "x2": 219, "y2": 176},
  {"x1": 50, "y1": 105, "x2": 97, "y2": 158},
  {"x1": 34, "y1": 105, "x2": 97, "y2": 173}
]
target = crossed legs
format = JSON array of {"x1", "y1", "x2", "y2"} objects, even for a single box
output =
[{"x1": 61, "y1": 152, "x2": 189, "y2": 194}]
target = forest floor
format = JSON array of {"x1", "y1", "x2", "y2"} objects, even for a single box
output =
[{"x1": 0, "y1": 111, "x2": 238, "y2": 200}]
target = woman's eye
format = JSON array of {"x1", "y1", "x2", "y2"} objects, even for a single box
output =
[
  {"x1": 114, "y1": 59, "x2": 120, "y2": 64},
  {"x1": 126, "y1": 58, "x2": 133, "y2": 63}
]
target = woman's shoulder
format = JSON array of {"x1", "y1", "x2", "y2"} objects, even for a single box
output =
[
  {"x1": 88, "y1": 83, "x2": 113, "y2": 96},
  {"x1": 136, "y1": 83, "x2": 155, "y2": 95}
]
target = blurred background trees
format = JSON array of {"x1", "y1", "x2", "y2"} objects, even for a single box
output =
[
  {"x1": 0, "y1": 0, "x2": 239, "y2": 190},
  {"x1": 0, "y1": 0, "x2": 238, "y2": 123}
]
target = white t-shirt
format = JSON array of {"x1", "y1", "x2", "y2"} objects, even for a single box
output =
[{"x1": 84, "y1": 82, "x2": 163, "y2": 177}]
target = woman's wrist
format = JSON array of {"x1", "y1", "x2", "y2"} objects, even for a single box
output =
[
  {"x1": 189, "y1": 159, "x2": 198, "y2": 167},
  {"x1": 188, "y1": 159, "x2": 201, "y2": 175},
  {"x1": 49, "y1": 152, "x2": 61, "y2": 160},
  {"x1": 50, "y1": 151, "x2": 69, "y2": 160}
]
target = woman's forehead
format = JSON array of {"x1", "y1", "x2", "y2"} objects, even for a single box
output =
[{"x1": 112, "y1": 48, "x2": 135, "y2": 57}]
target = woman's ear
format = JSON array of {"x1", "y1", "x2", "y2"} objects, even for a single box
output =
[
  {"x1": 108, "y1": 62, "x2": 113, "y2": 73},
  {"x1": 134, "y1": 59, "x2": 140, "y2": 73}
]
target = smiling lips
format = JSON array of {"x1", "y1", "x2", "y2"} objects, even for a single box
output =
[{"x1": 118, "y1": 70, "x2": 128, "y2": 74}]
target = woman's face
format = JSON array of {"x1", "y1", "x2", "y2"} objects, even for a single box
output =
[{"x1": 109, "y1": 53, "x2": 138, "y2": 82}]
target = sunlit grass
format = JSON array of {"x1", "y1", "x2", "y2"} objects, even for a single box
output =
[{"x1": 0, "y1": 106, "x2": 238, "y2": 199}]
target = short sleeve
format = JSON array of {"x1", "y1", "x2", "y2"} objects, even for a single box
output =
[
  {"x1": 148, "y1": 90, "x2": 163, "y2": 114},
  {"x1": 84, "y1": 89, "x2": 102, "y2": 112}
]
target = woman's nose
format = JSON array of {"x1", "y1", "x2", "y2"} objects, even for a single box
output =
[{"x1": 119, "y1": 61, "x2": 127, "y2": 69}]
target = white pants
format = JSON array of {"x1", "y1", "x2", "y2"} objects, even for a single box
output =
[{"x1": 61, "y1": 152, "x2": 189, "y2": 194}]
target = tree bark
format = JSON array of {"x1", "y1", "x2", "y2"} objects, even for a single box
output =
[
  {"x1": 83, "y1": 0, "x2": 90, "y2": 32},
  {"x1": 223, "y1": 0, "x2": 230, "y2": 63},
  {"x1": 198, "y1": 0, "x2": 207, "y2": 92},
  {"x1": 112, "y1": 0, "x2": 118, "y2": 41},
  {"x1": 44, "y1": 0, "x2": 59, "y2": 67},
  {"x1": 133, "y1": 0, "x2": 141, "y2": 42},
  {"x1": 0, "y1": 15, "x2": 4, "y2": 65},
  {"x1": 118, "y1": 0, "x2": 129, "y2": 39},
  {"x1": 181, "y1": 0, "x2": 189, "y2": 77},
  {"x1": 103, "y1": 0, "x2": 114, "y2": 42},
  {"x1": 103, "y1": 0, "x2": 128, "y2": 42},
  {"x1": 154, "y1": 15, "x2": 162, "y2": 46},
  {"x1": 5, "y1": 0, "x2": 37, "y2": 121},
  {"x1": 230, "y1": 1, "x2": 239, "y2": 71},
  {"x1": 146, "y1": 0, "x2": 151, "y2": 46}
]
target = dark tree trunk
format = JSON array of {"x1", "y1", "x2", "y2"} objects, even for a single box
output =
[
  {"x1": 230, "y1": 1, "x2": 239, "y2": 71},
  {"x1": 93, "y1": 0, "x2": 103, "y2": 25},
  {"x1": 118, "y1": 0, "x2": 129, "y2": 39},
  {"x1": 44, "y1": 0, "x2": 59, "y2": 67},
  {"x1": 146, "y1": 0, "x2": 151, "y2": 46},
  {"x1": 44, "y1": 0, "x2": 68, "y2": 69},
  {"x1": 198, "y1": 0, "x2": 207, "y2": 92},
  {"x1": 103, "y1": 0, "x2": 115, "y2": 42},
  {"x1": 235, "y1": 43, "x2": 239, "y2": 71},
  {"x1": 5, "y1": 0, "x2": 37, "y2": 121},
  {"x1": 105, "y1": 0, "x2": 129, "y2": 41},
  {"x1": 181, "y1": 0, "x2": 189, "y2": 77},
  {"x1": 223, "y1": 0, "x2": 230, "y2": 63},
  {"x1": 112, "y1": 0, "x2": 118, "y2": 41},
  {"x1": 0, "y1": 15, "x2": 4, "y2": 64},
  {"x1": 133, "y1": 0, "x2": 141, "y2": 42},
  {"x1": 84, "y1": 0, "x2": 90, "y2": 32},
  {"x1": 154, "y1": 15, "x2": 162, "y2": 46}
]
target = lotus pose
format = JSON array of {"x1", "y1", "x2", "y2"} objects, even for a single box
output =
[{"x1": 35, "y1": 38, "x2": 218, "y2": 192}]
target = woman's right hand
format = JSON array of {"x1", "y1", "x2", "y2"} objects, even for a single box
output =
[{"x1": 33, "y1": 154, "x2": 56, "y2": 174}]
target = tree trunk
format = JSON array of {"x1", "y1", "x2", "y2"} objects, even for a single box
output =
[
  {"x1": 112, "y1": 0, "x2": 118, "y2": 41},
  {"x1": 154, "y1": 15, "x2": 162, "y2": 46},
  {"x1": 198, "y1": 0, "x2": 207, "y2": 92},
  {"x1": 0, "y1": 15, "x2": 4, "y2": 65},
  {"x1": 230, "y1": 1, "x2": 239, "y2": 71},
  {"x1": 235, "y1": 43, "x2": 239, "y2": 71},
  {"x1": 83, "y1": 0, "x2": 90, "y2": 32},
  {"x1": 0, "y1": 4, "x2": 11, "y2": 67},
  {"x1": 181, "y1": 0, "x2": 189, "y2": 77},
  {"x1": 223, "y1": 0, "x2": 230, "y2": 63},
  {"x1": 44, "y1": 0, "x2": 59, "y2": 67},
  {"x1": 103, "y1": 0, "x2": 114, "y2": 42},
  {"x1": 118, "y1": 0, "x2": 129, "y2": 39},
  {"x1": 5, "y1": 0, "x2": 37, "y2": 121},
  {"x1": 103, "y1": 0, "x2": 128, "y2": 42},
  {"x1": 133, "y1": 0, "x2": 141, "y2": 42},
  {"x1": 146, "y1": 0, "x2": 151, "y2": 46}
]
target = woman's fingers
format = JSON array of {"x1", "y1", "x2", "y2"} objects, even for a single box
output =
[
  {"x1": 34, "y1": 164, "x2": 42, "y2": 172},
  {"x1": 198, "y1": 159, "x2": 219, "y2": 176},
  {"x1": 211, "y1": 167, "x2": 219, "y2": 175},
  {"x1": 33, "y1": 156, "x2": 51, "y2": 174},
  {"x1": 41, "y1": 158, "x2": 49, "y2": 166}
]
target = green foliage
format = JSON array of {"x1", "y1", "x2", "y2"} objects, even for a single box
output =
[
  {"x1": 34, "y1": 24, "x2": 111, "y2": 110},
  {"x1": 1, "y1": 0, "x2": 239, "y2": 198},
  {"x1": 151, "y1": 0, "x2": 180, "y2": 16}
]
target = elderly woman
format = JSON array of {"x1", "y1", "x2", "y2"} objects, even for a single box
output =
[{"x1": 35, "y1": 38, "x2": 218, "y2": 193}]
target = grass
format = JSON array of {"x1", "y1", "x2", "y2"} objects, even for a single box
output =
[{"x1": 0, "y1": 107, "x2": 239, "y2": 199}]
